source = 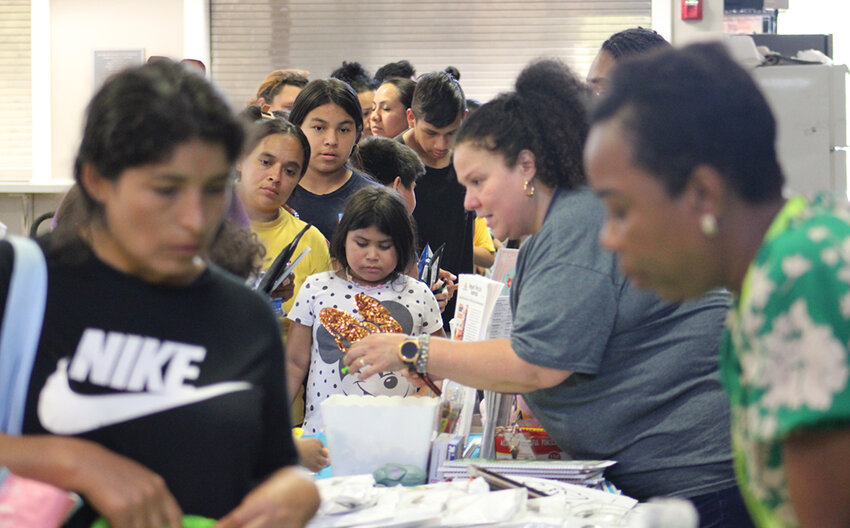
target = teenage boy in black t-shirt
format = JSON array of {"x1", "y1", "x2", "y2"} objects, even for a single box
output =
[{"x1": 398, "y1": 71, "x2": 473, "y2": 328}]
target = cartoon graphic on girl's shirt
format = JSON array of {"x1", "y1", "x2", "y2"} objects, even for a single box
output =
[
  {"x1": 320, "y1": 293, "x2": 402, "y2": 350},
  {"x1": 318, "y1": 293, "x2": 414, "y2": 398}
]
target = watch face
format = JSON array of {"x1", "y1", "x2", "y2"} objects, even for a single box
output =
[{"x1": 400, "y1": 341, "x2": 419, "y2": 361}]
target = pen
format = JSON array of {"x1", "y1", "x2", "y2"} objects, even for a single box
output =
[
  {"x1": 419, "y1": 372, "x2": 442, "y2": 396},
  {"x1": 467, "y1": 465, "x2": 549, "y2": 498}
]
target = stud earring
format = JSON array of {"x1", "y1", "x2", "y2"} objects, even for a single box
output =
[{"x1": 700, "y1": 214, "x2": 718, "y2": 237}]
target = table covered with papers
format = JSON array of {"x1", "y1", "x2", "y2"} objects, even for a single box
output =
[{"x1": 306, "y1": 472, "x2": 698, "y2": 528}]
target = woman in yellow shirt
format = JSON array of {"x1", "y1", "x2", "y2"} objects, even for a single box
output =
[
  {"x1": 235, "y1": 107, "x2": 333, "y2": 317},
  {"x1": 236, "y1": 108, "x2": 334, "y2": 451}
]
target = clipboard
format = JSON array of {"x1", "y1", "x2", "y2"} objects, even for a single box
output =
[{"x1": 256, "y1": 223, "x2": 311, "y2": 294}]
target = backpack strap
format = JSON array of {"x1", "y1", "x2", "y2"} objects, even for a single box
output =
[{"x1": 0, "y1": 236, "x2": 48, "y2": 434}]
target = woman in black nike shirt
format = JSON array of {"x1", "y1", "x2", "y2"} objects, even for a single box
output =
[{"x1": 0, "y1": 61, "x2": 319, "y2": 528}]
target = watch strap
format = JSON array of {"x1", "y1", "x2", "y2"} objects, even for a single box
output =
[{"x1": 415, "y1": 334, "x2": 430, "y2": 373}]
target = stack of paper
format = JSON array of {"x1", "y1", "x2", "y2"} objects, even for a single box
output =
[
  {"x1": 436, "y1": 459, "x2": 616, "y2": 488},
  {"x1": 428, "y1": 433, "x2": 464, "y2": 483},
  {"x1": 450, "y1": 274, "x2": 504, "y2": 341}
]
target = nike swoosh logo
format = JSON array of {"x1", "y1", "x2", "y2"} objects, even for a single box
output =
[{"x1": 38, "y1": 359, "x2": 252, "y2": 435}]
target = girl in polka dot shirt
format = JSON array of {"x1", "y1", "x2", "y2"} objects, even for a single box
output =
[{"x1": 286, "y1": 186, "x2": 445, "y2": 434}]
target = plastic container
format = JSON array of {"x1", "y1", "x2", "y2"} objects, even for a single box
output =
[{"x1": 320, "y1": 394, "x2": 439, "y2": 476}]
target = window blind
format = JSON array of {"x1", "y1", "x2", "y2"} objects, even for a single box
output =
[
  {"x1": 0, "y1": 0, "x2": 31, "y2": 181},
  {"x1": 210, "y1": 0, "x2": 651, "y2": 110}
]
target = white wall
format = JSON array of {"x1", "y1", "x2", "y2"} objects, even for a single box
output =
[
  {"x1": 672, "y1": 0, "x2": 725, "y2": 45},
  {"x1": 50, "y1": 0, "x2": 187, "y2": 182},
  {"x1": 0, "y1": 0, "x2": 206, "y2": 236},
  {"x1": 652, "y1": 0, "x2": 725, "y2": 46}
]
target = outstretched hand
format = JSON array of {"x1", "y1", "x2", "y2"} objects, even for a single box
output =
[
  {"x1": 345, "y1": 333, "x2": 409, "y2": 380},
  {"x1": 215, "y1": 467, "x2": 319, "y2": 528},
  {"x1": 63, "y1": 437, "x2": 183, "y2": 528}
]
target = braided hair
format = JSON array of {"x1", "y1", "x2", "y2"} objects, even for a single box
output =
[{"x1": 601, "y1": 27, "x2": 670, "y2": 60}]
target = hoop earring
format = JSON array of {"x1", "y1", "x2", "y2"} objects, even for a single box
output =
[
  {"x1": 523, "y1": 180, "x2": 535, "y2": 198},
  {"x1": 700, "y1": 214, "x2": 718, "y2": 237}
]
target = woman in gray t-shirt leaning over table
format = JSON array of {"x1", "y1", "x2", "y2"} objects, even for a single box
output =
[{"x1": 346, "y1": 58, "x2": 754, "y2": 527}]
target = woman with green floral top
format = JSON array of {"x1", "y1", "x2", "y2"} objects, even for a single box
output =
[{"x1": 585, "y1": 41, "x2": 850, "y2": 528}]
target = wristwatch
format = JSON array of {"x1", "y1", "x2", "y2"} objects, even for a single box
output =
[{"x1": 398, "y1": 337, "x2": 420, "y2": 367}]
